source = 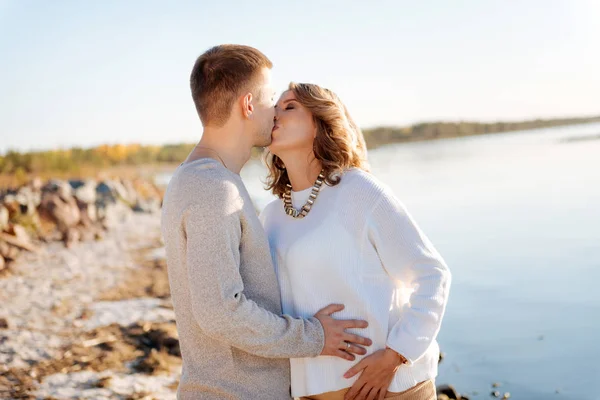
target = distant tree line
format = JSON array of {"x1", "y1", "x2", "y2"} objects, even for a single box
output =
[
  {"x1": 361, "y1": 116, "x2": 600, "y2": 149},
  {"x1": 0, "y1": 144, "x2": 196, "y2": 176},
  {"x1": 1, "y1": 116, "x2": 599, "y2": 176}
]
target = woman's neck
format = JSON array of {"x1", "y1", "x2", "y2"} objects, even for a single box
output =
[{"x1": 279, "y1": 151, "x2": 323, "y2": 192}]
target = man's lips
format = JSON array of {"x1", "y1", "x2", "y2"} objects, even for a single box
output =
[{"x1": 272, "y1": 125, "x2": 279, "y2": 132}]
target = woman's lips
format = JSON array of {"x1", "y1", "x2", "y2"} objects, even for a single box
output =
[{"x1": 272, "y1": 125, "x2": 279, "y2": 132}]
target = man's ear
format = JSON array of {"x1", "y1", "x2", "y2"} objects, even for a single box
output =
[{"x1": 242, "y1": 93, "x2": 254, "y2": 118}]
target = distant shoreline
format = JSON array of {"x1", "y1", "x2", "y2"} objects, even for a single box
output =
[
  {"x1": 1, "y1": 115, "x2": 599, "y2": 188},
  {"x1": 361, "y1": 115, "x2": 600, "y2": 149}
]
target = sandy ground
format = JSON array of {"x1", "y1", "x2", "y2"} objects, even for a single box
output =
[{"x1": 0, "y1": 213, "x2": 180, "y2": 400}]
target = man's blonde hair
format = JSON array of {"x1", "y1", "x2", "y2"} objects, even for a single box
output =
[{"x1": 190, "y1": 44, "x2": 273, "y2": 127}]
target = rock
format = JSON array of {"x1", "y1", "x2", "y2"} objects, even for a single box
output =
[
  {"x1": 64, "y1": 227, "x2": 81, "y2": 248},
  {"x1": 68, "y1": 179, "x2": 86, "y2": 190},
  {"x1": 0, "y1": 233, "x2": 37, "y2": 253},
  {"x1": 133, "y1": 198, "x2": 160, "y2": 214},
  {"x1": 96, "y1": 181, "x2": 114, "y2": 196},
  {"x1": 2, "y1": 194, "x2": 19, "y2": 214},
  {"x1": 40, "y1": 192, "x2": 81, "y2": 231},
  {"x1": 491, "y1": 391, "x2": 500, "y2": 398},
  {"x1": 0, "y1": 224, "x2": 37, "y2": 253},
  {"x1": 118, "y1": 179, "x2": 138, "y2": 206},
  {"x1": 492, "y1": 382, "x2": 501, "y2": 388},
  {"x1": 9, "y1": 224, "x2": 30, "y2": 242},
  {"x1": 0, "y1": 241, "x2": 9, "y2": 258},
  {"x1": 502, "y1": 393, "x2": 510, "y2": 399},
  {"x1": 1, "y1": 243, "x2": 20, "y2": 260},
  {"x1": 71, "y1": 180, "x2": 97, "y2": 205},
  {"x1": 43, "y1": 179, "x2": 73, "y2": 200},
  {"x1": 0, "y1": 206, "x2": 8, "y2": 231},
  {"x1": 437, "y1": 395, "x2": 450, "y2": 400},
  {"x1": 73, "y1": 181, "x2": 96, "y2": 204},
  {"x1": 15, "y1": 186, "x2": 40, "y2": 215},
  {"x1": 437, "y1": 384, "x2": 460, "y2": 400},
  {"x1": 76, "y1": 199, "x2": 97, "y2": 225},
  {"x1": 96, "y1": 181, "x2": 118, "y2": 206}
]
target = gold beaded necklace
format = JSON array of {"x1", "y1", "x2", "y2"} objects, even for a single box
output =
[{"x1": 283, "y1": 171, "x2": 326, "y2": 219}]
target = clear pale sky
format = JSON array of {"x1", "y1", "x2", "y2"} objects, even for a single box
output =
[{"x1": 1, "y1": 0, "x2": 598, "y2": 153}]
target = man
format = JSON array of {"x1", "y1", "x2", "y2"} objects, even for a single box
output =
[{"x1": 161, "y1": 44, "x2": 372, "y2": 399}]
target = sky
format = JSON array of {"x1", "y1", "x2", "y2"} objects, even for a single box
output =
[{"x1": 1, "y1": 0, "x2": 599, "y2": 153}]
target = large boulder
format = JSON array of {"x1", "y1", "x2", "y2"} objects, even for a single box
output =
[{"x1": 39, "y1": 190, "x2": 81, "y2": 237}]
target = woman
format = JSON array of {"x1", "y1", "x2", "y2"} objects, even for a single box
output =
[{"x1": 259, "y1": 83, "x2": 451, "y2": 400}]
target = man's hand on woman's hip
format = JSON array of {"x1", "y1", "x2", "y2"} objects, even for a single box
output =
[{"x1": 314, "y1": 304, "x2": 372, "y2": 361}]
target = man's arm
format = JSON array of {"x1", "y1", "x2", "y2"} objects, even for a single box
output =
[{"x1": 182, "y1": 179, "x2": 326, "y2": 358}]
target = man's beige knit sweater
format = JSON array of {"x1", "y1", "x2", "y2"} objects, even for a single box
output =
[{"x1": 160, "y1": 158, "x2": 325, "y2": 399}]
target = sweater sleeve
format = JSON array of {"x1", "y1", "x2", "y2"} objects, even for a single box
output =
[
  {"x1": 183, "y1": 180, "x2": 324, "y2": 359},
  {"x1": 367, "y1": 190, "x2": 451, "y2": 364}
]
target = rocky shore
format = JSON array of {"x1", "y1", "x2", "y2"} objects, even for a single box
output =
[
  {"x1": 0, "y1": 178, "x2": 178, "y2": 399},
  {"x1": 0, "y1": 179, "x2": 477, "y2": 400}
]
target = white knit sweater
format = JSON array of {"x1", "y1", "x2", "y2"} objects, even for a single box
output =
[{"x1": 260, "y1": 168, "x2": 451, "y2": 398}]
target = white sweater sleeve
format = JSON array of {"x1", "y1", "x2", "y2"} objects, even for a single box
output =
[{"x1": 367, "y1": 191, "x2": 451, "y2": 364}]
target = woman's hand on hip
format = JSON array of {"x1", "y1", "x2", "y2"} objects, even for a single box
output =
[{"x1": 343, "y1": 348, "x2": 405, "y2": 400}]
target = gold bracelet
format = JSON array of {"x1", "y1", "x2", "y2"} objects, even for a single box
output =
[{"x1": 386, "y1": 347, "x2": 408, "y2": 365}]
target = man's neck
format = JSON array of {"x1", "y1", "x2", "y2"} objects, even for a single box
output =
[
  {"x1": 188, "y1": 127, "x2": 252, "y2": 175},
  {"x1": 279, "y1": 150, "x2": 322, "y2": 192}
]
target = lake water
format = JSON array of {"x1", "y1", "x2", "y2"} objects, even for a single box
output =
[{"x1": 163, "y1": 123, "x2": 600, "y2": 399}]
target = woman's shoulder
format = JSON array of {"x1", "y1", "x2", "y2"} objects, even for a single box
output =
[
  {"x1": 258, "y1": 198, "x2": 282, "y2": 225},
  {"x1": 338, "y1": 169, "x2": 410, "y2": 223},
  {"x1": 337, "y1": 168, "x2": 392, "y2": 199}
]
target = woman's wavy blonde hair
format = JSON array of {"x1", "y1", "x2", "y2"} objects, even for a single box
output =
[{"x1": 264, "y1": 82, "x2": 370, "y2": 198}]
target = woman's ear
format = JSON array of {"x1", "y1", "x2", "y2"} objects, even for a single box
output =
[{"x1": 242, "y1": 93, "x2": 254, "y2": 118}]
